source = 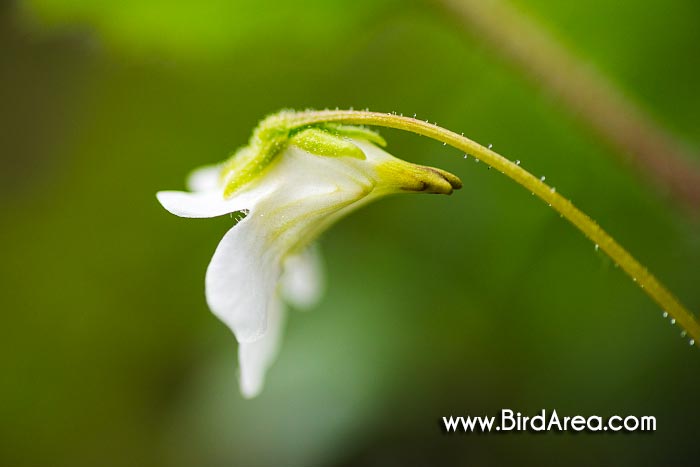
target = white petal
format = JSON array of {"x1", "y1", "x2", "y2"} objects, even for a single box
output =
[
  {"x1": 156, "y1": 187, "x2": 269, "y2": 219},
  {"x1": 205, "y1": 216, "x2": 282, "y2": 342},
  {"x1": 238, "y1": 298, "x2": 285, "y2": 398},
  {"x1": 156, "y1": 190, "x2": 240, "y2": 218},
  {"x1": 187, "y1": 164, "x2": 222, "y2": 192},
  {"x1": 203, "y1": 147, "x2": 378, "y2": 343},
  {"x1": 280, "y1": 246, "x2": 324, "y2": 310}
]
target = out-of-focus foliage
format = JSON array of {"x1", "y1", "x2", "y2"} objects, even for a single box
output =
[
  {"x1": 1, "y1": 0, "x2": 699, "y2": 466},
  {"x1": 22, "y1": 0, "x2": 395, "y2": 58}
]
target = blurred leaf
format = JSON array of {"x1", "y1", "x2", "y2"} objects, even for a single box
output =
[{"x1": 22, "y1": 0, "x2": 399, "y2": 59}]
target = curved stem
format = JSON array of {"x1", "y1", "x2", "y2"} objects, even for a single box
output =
[
  {"x1": 291, "y1": 109, "x2": 700, "y2": 345},
  {"x1": 434, "y1": 0, "x2": 700, "y2": 214}
]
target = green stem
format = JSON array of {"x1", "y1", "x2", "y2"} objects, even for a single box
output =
[
  {"x1": 292, "y1": 109, "x2": 700, "y2": 345},
  {"x1": 433, "y1": 0, "x2": 700, "y2": 213}
]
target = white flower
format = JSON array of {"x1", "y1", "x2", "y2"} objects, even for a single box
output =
[{"x1": 157, "y1": 112, "x2": 461, "y2": 398}]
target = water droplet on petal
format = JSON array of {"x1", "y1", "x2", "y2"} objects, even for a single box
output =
[
  {"x1": 464, "y1": 154, "x2": 468, "y2": 159},
  {"x1": 681, "y1": 330, "x2": 687, "y2": 337},
  {"x1": 690, "y1": 339, "x2": 695, "y2": 346},
  {"x1": 488, "y1": 144, "x2": 493, "y2": 149},
  {"x1": 550, "y1": 187, "x2": 556, "y2": 193},
  {"x1": 516, "y1": 160, "x2": 521, "y2": 165},
  {"x1": 540, "y1": 175, "x2": 546, "y2": 181},
  {"x1": 594, "y1": 244, "x2": 599, "y2": 251},
  {"x1": 671, "y1": 318, "x2": 676, "y2": 325},
  {"x1": 662, "y1": 311, "x2": 668, "y2": 318},
  {"x1": 475, "y1": 158, "x2": 480, "y2": 163}
]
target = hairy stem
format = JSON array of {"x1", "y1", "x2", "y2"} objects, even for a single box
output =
[
  {"x1": 292, "y1": 109, "x2": 700, "y2": 345},
  {"x1": 433, "y1": 0, "x2": 700, "y2": 214}
]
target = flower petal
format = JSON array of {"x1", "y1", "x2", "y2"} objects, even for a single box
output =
[
  {"x1": 205, "y1": 216, "x2": 282, "y2": 342},
  {"x1": 156, "y1": 190, "x2": 241, "y2": 218},
  {"x1": 280, "y1": 245, "x2": 324, "y2": 310},
  {"x1": 187, "y1": 164, "x2": 222, "y2": 192},
  {"x1": 238, "y1": 298, "x2": 285, "y2": 398},
  {"x1": 156, "y1": 183, "x2": 273, "y2": 219}
]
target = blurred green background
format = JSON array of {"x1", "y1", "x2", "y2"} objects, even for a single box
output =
[{"x1": 1, "y1": 0, "x2": 699, "y2": 465}]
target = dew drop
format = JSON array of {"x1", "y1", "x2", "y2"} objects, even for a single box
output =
[
  {"x1": 681, "y1": 330, "x2": 687, "y2": 337},
  {"x1": 443, "y1": 142, "x2": 447, "y2": 146},
  {"x1": 540, "y1": 175, "x2": 546, "y2": 182},
  {"x1": 475, "y1": 158, "x2": 480, "y2": 163},
  {"x1": 464, "y1": 154, "x2": 468, "y2": 159},
  {"x1": 550, "y1": 186, "x2": 556, "y2": 193},
  {"x1": 516, "y1": 160, "x2": 521, "y2": 165},
  {"x1": 662, "y1": 311, "x2": 668, "y2": 318},
  {"x1": 413, "y1": 113, "x2": 417, "y2": 118},
  {"x1": 671, "y1": 318, "x2": 676, "y2": 325},
  {"x1": 488, "y1": 144, "x2": 493, "y2": 149},
  {"x1": 690, "y1": 339, "x2": 695, "y2": 346},
  {"x1": 594, "y1": 244, "x2": 599, "y2": 251}
]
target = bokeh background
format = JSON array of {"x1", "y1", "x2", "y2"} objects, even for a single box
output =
[{"x1": 2, "y1": 0, "x2": 699, "y2": 465}]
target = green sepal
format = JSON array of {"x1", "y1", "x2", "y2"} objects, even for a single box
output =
[
  {"x1": 219, "y1": 110, "x2": 386, "y2": 198},
  {"x1": 317, "y1": 123, "x2": 387, "y2": 147},
  {"x1": 289, "y1": 128, "x2": 366, "y2": 159}
]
